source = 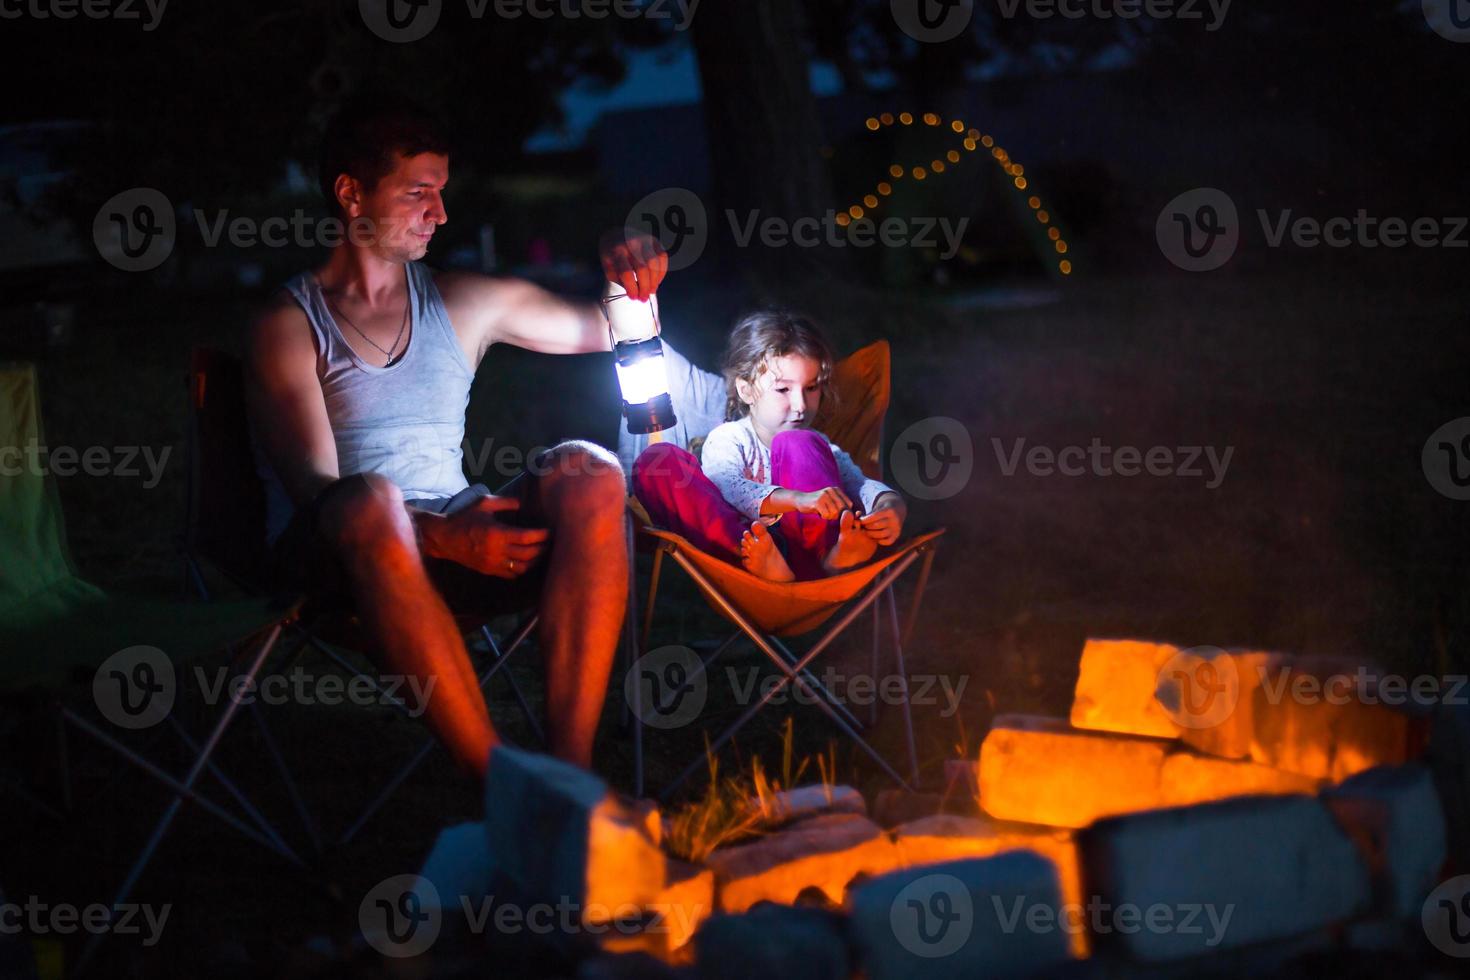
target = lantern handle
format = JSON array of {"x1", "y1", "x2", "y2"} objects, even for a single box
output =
[{"x1": 599, "y1": 287, "x2": 662, "y2": 347}]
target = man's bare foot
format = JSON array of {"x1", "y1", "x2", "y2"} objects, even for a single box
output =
[
  {"x1": 823, "y1": 510, "x2": 878, "y2": 574},
  {"x1": 740, "y1": 522, "x2": 795, "y2": 582}
]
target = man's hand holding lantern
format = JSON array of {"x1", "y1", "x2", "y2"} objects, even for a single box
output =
[{"x1": 599, "y1": 228, "x2": 668, "y2": 301}]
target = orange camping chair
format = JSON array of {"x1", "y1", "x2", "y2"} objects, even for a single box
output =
[{"x1": 630, "y1": 341, "x2": 945, "y2": 800}]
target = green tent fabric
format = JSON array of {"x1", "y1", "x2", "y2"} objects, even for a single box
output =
[{"x1": 0, "y1": 363, "x2": 291, "y2": 689}]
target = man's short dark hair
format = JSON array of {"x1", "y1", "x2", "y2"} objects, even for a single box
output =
[{"x1": 318, "y1": 95, "x2": 451, "y2": 213}]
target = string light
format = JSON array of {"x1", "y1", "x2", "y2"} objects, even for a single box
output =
[{"x1": 832, "y1": 110, "x2": 1075, "y2": 276}]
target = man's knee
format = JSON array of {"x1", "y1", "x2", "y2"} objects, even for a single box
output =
[
  {"x1": 538, "y1": 441, "x2": 626, "y2": 515},
  {"x1": 316, "y1": 473, "x2": 412, "y2": 556}
]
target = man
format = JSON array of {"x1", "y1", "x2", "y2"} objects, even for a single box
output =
[{"x1": 246, "y1": 95, "x2": 666, "y2": 779}]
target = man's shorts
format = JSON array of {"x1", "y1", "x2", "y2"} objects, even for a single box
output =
[{"x1": 269, "y1": 468, "x2": 549, "y2": 621}]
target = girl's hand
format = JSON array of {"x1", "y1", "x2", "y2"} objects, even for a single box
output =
[
  {"x1": 795, "y1": 486, "x2": 853, "y2": 520},
  {"x1": 858, "y1": 493, "x2": 906, "y2": 546}
]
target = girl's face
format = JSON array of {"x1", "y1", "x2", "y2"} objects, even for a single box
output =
[{"x1": 737, "y1": 353, "x2": 823, "y2": 443}]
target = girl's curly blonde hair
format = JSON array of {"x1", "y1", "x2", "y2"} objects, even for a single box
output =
[{"x1": 721, "y1": 309, "x2": 838, "y2": 422}]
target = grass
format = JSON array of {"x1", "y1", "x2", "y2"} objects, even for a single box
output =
[{"x1": 663, "y1": 718, "x2": 838, "y2": 863}]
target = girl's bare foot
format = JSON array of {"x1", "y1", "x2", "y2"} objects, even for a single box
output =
[
  {"x1": 823, "y1": 510, "x2": 878, "y2": 574},
  {"x1": 740, "y1": 521, "x2": 795, "y2": 582}
]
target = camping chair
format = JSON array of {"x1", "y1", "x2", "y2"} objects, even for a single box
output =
[
  {"x1": 0, "y1": 361, "x2": 308, "y2": 968},
  {"x1": 629, "y1": 341, "x2": 946, "y2": 800},
  {"x1": 185, "y1": 349, "x2": 649, "y2": 840},
  {"x1": 182, "y1": 346, "x2": 560, "y2": 849}
]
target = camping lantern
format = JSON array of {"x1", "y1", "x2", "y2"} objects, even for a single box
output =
[{"x1": 602, "y1": 283, "x2": 677, "y2": 435}]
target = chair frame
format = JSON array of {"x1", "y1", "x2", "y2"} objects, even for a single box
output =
[{"x1": 633, "y1": 527, "x2": 941, "y2": 801}]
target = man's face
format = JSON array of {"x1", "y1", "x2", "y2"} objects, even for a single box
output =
[{"x1": 351, "y1": 151, "x2": 448, "y2": 262}]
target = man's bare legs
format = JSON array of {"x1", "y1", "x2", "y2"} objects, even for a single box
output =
[
  {"x1": 528, "y1": 441, "x2": 630, "y2": 768},
  {"x1": 318, "y1": 473, "x2": 498, "y2": 777},
  {"x1": 315, "y1": 446, "x2": 629, "y2": 778}
]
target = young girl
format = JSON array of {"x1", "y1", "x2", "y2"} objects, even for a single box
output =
[{"x1": 633, "y1": 310, "x2": 907, "y2": 582}]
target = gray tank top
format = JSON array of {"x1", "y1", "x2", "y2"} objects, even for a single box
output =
[{"x1": 256, "y1": 261, "x2": 474, "y2": 547}]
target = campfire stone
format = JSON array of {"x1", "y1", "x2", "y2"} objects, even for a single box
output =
[
  {"x1": 873, "y1": 788, "x2": 947, "y2": 828},
  {"x1": 979, "y1": 715, "x2": 1174, "y2": 828},
  {"x1": 1323, "y1": 764, "x2": 1446, "y2": 919},
  {"x1": 1078, "y1": 794, "x2": 1371, "y2": 961},
  {"x1": 752, "y1": 784, "x2": 865, "y2": 827},
  {"x1": 693, "y1": 904, "x2": 848, "y2": 980},
  {"x1": 849, "y1": 850, "x2": 1071, "y2": 980},
  {"x1": 891, "y1": 814, "x2": 1086, "y2": 956},
  {"x1": 705, "y1": 813, "x2": 898, "y2": 913},
  {"x1": 1166, "y1": 650, "x2": 1277, "y2": 760},
  {"x1": 1071, "y1": 638, "x2": 1281, "y2": 761},
  {"x1": 1249, "y1": 660, "x2": 1419, "y2": 781},
  {"x1": 1070, "y1": 638, "x2": 1188, "y2": 740},
  {"x1": 1159, "y1": 750, "x2": 1320, "y2": 806},
  {"x1": 653, "y1": 859, "x2": 714, "y2": 954},
  {"x1": 484, "y1": 746, "x2": 665, "y2": 923},
  {"x1": 417, "y1": 821, "x2": 493, "y2": 912}
]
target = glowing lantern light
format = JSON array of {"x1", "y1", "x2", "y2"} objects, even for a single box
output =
[{"x1": 602, "y1": 284, "x2": 677, "y2": 435}]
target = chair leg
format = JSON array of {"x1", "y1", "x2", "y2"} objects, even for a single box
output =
[
  {"x1": 870, "y1": 601, "x2": 881, "y2": 727},
  {"x1": 248, "y1": 699, "x2": 323, "y2": 858},
  {"x1": 886, "y1": 587, "x2": 921, "y2": 786},
  {"x1": 164, "y1": 714, "x2": 296, "y2": 860},
  {"x1": 73, "y1": 624, "x2": 293, "y2": 974},
  {"x1": 336, "y1": 616, "x2": 538, "y2": 847},
  {"x1": 483, "y1": 623, "x2": 544, "y2": 747},
  {"x1": 658, "y1": 552, "x2": 919, "y2": 800}
]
